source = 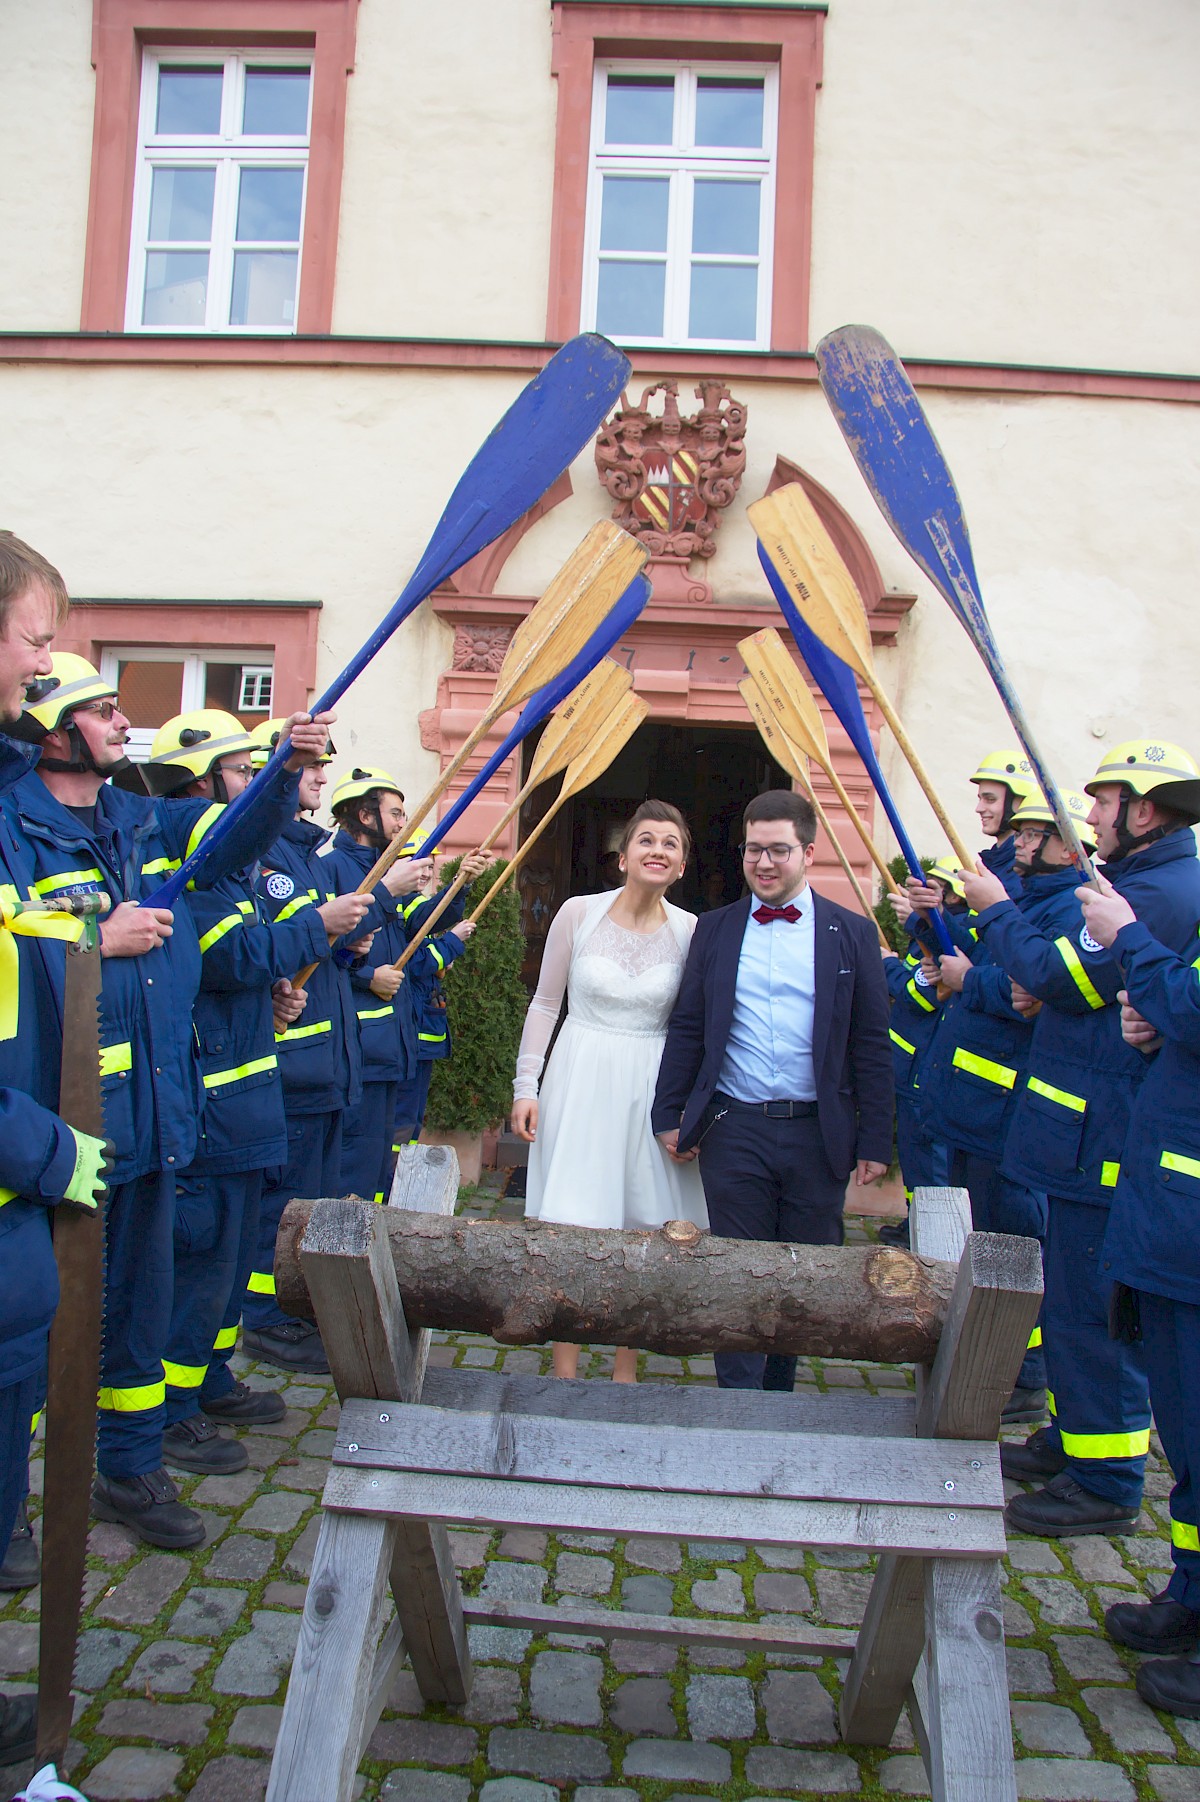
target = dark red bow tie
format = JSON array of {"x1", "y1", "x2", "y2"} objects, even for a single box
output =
[{"x1": 753, "y1": 904, "x2": 801, "y2": 924}]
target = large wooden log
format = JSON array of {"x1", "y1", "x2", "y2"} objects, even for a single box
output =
[{"x1": 276, "y1": 1203, "x2": 957, "y2": 1363}]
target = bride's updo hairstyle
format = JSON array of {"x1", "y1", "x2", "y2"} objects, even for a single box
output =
[{"x1": 619, "y1": 799, "x2": 692, "y2": 865}]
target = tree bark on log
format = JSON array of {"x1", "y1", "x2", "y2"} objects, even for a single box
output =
[{"x1": 277, "y1": 1202, "x2": 957, "y2": 1363}]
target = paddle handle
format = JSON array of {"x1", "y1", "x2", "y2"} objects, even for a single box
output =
[
  {"x1": 390, "y1": 783, "x2": 526, "y2": 974},
  {"x1": 815, "y1": 760, "x2": 901, "y2": 895},
  {"x1": 798, "y1": 773, "x2": 890, "y2": 949},
  {"x1": 866, "y1": 678, "x2": 976, "y2": 872},
  {"x1": 468, "y1": 798, "x2": 563, "y2": 924}
]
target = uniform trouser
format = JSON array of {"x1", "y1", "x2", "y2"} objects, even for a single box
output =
[
  {"x1": 0, "y1": 1374, "x2": 40, "y2": 1548},
  {"x1": 698, "y1": 1101, "x2": 845, "y2": 1391},
  {"x1": 341, "y1": 1080, "x2": 397, "y2": 1205},
  {"x1": 242, "y1": 1110, "x2": 343, "y2": 1334},
  {"x1": 202, "y1": 1169, "x2": 265, "y2": 1405},
  {"x1": 1042, "y1": 1194, "x2": 1149, "y2": 1508},
  {"x1": 165, "y1": 1168, "x2": 262, "y2": 1425},
  {"x1": 896, "y1": 1098, "x2": 938, "y2": 1202},
  {"x1": 98, "y1": 1171, "x2": 176, "y2": 1478},
  {"x1": 1138, "y1": 1290, "x2": 1200, "y2": 1611},
  {"x1": 392, "y1": 1062, "x2": 434, "y2": 1153},
  {"x1": 950, "y1": 1149, "x2": 1047, "y2": 1393}
]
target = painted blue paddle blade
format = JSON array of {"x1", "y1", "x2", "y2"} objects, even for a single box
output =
[
  {"x1": 421, "y1": 571, "x2": 651, "y2": 856},
  {"x1": 815, "y1": 325, "x2": 982, "y2": 621},
  {"x1": 757, "y1": 546, "x2": 954, "y2": 956},
  {"x1": 147, "y1": 334, "x2": 631, "y2": 906}
]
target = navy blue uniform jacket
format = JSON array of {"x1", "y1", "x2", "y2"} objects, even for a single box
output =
[{"x1": 651, "y1": 889, "x2": 894, "y2": 1179}]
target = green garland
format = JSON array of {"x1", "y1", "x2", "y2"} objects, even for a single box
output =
[
  {"x1": 873, "y1": 851, "x2": 933, "y2": 952},
  {"x1": 424, "y1": 853, "x2": 529, "y2": 1135}
]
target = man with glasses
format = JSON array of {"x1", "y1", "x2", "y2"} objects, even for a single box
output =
[{"x1": 653, "y1": 790, "x2": 892, "y2": 1390}]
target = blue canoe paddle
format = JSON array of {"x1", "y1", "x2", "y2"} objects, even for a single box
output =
[
  {"x1": 146, "y1": 332, "x2": 632, "y2": 908},
  {"x1": 815, "y1": 324, "x2": 1095, "y2": 881}
]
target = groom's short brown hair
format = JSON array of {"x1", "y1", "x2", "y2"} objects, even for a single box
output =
[{"x1": 743, "y1": 789, "x2": 817, "y2": 846}]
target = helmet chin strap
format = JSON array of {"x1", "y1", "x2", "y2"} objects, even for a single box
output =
[
  {"x1": 355, "y1": 797, "x2": 390, "y2": 850},
  {"x1": 1108, "y1": 789, "x2": 1175, "y2": 862},
  {"x1": 998, "y1": 787, "x2": 1022, "y2": 832},
  {"x1": 39, "y1": 719, "x2": 131, "y2": 780},
  {"x1": 1022, "y1": 829, "x2": 1060, "y2": 877}
]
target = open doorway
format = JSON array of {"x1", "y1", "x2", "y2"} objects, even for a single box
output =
[{"x1": 515, "y1": 720, "x2": 790, "y2": 981}]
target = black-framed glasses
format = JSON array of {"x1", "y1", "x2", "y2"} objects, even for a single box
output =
[
  {"x1": 74, "y1": 698, "x2": 121, "y2": 721},
  {"x1": 739, "y1": 842, "x2": 800, "y2": 864}
]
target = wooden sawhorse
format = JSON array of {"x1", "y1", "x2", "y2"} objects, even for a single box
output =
[{"x1": 266, "y1": 1174, "x2": 1041, "y2": 1802}]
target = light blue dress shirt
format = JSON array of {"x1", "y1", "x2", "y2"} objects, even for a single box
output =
[{"x1": 717, "y1": 886, "x2": 817, "y2": 1102}]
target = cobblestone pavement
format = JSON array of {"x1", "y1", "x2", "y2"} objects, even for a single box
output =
[{"x1": 3, "y1": 1177, "x2": 1197, "y2": 1801}]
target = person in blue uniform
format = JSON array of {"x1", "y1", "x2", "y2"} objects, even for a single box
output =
[
  {"x1": 0, "y1": 536, "x2": 110, "y2": 1764},
  {"x1": 960, "y1": 741, "x2": 1200, "y2": 1536},
  {"x1": 144, "y1": 710, "x2": 357, "y2": 1463},
  {"x1": 9, "y1": 658, "x2": 332, "y2": 1546},
  {"x1": 1077, "y1": 855, "x2": 1200, "y2": 1717}
]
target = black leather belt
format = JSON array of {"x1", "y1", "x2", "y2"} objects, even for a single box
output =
[{"x1": 715, "y1": 1092, "x2": 817, "y2": 1119}]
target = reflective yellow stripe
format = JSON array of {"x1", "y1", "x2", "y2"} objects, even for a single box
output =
[
  {"x1": 276, "y1": 891, "x2": 316, "y2": 921},
  {"x1": 247, "y1": 1271, "x2": 276, "y2": 1295},
  {"x1": 889, "y1": 1028, "x2": 917, "y2": 1056},
  {"x1": 356, "y1": 1004, "x2": 394, "y2": 1021},
  {"x1": 373, "y1": 1191, "x2": 384, "y2": 1204},
  {"x1": 162, "y1": 1360, "x2": 206, "y2": 1391},
  {"x1": 429, "y1": 943, "x2": 446, "y2": 972},
  {"x1": 1101, "y1": 1161, "x2": 1121, "y2": 1189},
  {"x1": 1027, "y1": 1075, "x2": 1087, "y2": 1114},
  {"x1": 237, "y1": 899, "x2": 254, "y2": 916},
  {"x1": 99, "y1": 1042, "x2": 133, "y2": 1077},
  {"x1": 213, "y1": 1326, "x2": 238, "y2": 1352},
  {"x1": 275, "y1": 1018, "x2": 331, "y2": 1044},
  {"x1": 0, "y1": 1187, "x2": 16, "y2": 1208},
  {"x1": 34, "y1": 868, "x2": 102, "y2": 896},
  {"x1": 203, "y1": 1054, "x2": 278, "y2": 1090},
  {"x1": 952, "y1": 1047, "x2": 1017, "y2": 1090},
  {"x1": 906, "y1": 977, "x2": 935, "y2": 1014},
  {"x1": 1028, "y1": 1326, "x2": 1043, "y2": 1349},
  {"x1": 199, "y1": 911, "x2": 244, "y2": 954},
  {"x1": 418, "y1": 1031, "x2": 446, "y2": 1043},
  {"x1": 30, "y1": 1410, "x2": 42, "y2": 1436},
  {"x1": 402, "y1": 894, "x2": 425, "y2": 921},
  {"x1": 1054, "y1": 935, "x2": 1106, "y2": 1010},
  {"x1": 186, "y1": 804, "x2": 225, "y2": 861},
  {"x1": 141, "y1": 856, "x2": 180, "y2": 878},
  {"x1": 97, "y1": 1381, "x2": 166, "y2": 1413},
  {"x1": 1059, "y1": 1425, "x2": 1150, "y2": 1460},
  {"x1": 1162, "y1": 1151, "x2": 1200, "y2": 1182},
  {"x1": 1171, "y1": 1519, "x2": 1200, "y2": 1553},
  {"x1": 1047, "y1": 1389, "x2": 1057, "y2": 1417}
]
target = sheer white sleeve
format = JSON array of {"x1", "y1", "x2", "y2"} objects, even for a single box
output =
[{"x1": 513, "y1": 895, "x2": 587, "y2": 1099}]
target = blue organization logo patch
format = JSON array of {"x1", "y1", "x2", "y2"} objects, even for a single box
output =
[
  {"x1": 265, "y1": 871, "x2": 295, "y2": 901},
  {"x1": 1079, "y1": 924, "x2": 1104, "y2": 955}
]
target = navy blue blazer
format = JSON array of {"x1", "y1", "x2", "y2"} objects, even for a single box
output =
[{"x1": 652, "y1": 889, "x2": 894, "y2": 1180}]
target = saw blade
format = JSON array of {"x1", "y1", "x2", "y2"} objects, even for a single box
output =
[{"x1": 37, "y1": 925, "x2": 106, "y2": 1766}]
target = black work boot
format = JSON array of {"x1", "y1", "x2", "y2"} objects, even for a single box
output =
[
  {"x1": 1002, "y1": 1387, "x2": 1048, "y2": 1426},
  {"x1": 1107, "y1": 1588, "x2": 1200, "y2": 1655},
  {"x1": 162, "y1": 1414, "x2": 249, "y2": 1475},
  {"x1": 1136, "y1": 1648, "x2": 1200, "y2": 1718},
  {"x1": 92, "y1": 1466, "x2": 206, "y2": 1549},
  {"x1": 242, "y1": 1319, "x2": 329, "y2": 1374},
  {"x1": 0, "y1": 1691, "x2": 37, "y2": 1765},
  {"x1": 877, "y1": 1215, "x2": 910, "y2": 1249},
  {"x1": 1000, "y1": 1426, "x2": 1068, "y2": 1482},
  {"x1": 202, "y1": 1380, "x2": 286, "y2": 1424},
  {"x1": 1006, "y1": 1470, "x2": 1139, "y2": 1538},
  {"x1": 0, "y1": 1502, "x2": 40, "y2": 1592}
]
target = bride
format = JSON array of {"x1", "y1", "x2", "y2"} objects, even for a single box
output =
[{"x1": 511, "y1": 799, "x2": 708, "y2": 1382}]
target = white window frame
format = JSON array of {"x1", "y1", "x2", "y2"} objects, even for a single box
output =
[
  {"x1": 238, "y1": 665, "x2": 274, "y2": 711},
  {"x1": 99, "y1": 646, "x2": 274, "y2": 761},
  {"x1": 581, "y1": 61, "x2": 777, "y2": 352},
  {"x1": 125, "y1": 48, "x2": 312, "y2": 334}
]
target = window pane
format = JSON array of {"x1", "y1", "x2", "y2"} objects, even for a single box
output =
[
  {"x1": 148, "y1": 167, "x2": 215, "y2": 242},
  {"x1": 689, "y1": 263, "x2": 758, "y2": 341},
  {"x1": 230, "y1": 250, "x2": 299, "y2": 327},
  {"x1": 156, "y1": 67, "x2": 223, "y2": 135},
  {"x1": 243, "y1": 68, "x2": 311, "y2": 136},
  {"x1": 596, "y1": 260, "x2": 665, "y2": 338},
  {"x1": 604, "y1": 75, "x2": 674, "y2": 146},
  {"x1": 599, "y1": 176, "x2": 669, "y2": 252},
  {"x1": 692, "y1": 180, "x2": 760, "y2": 255},
  {"x1": 116, "y1": 660, "x2": 185, "y2": 727},
  {"x1": 236, "y1": 168, "x2": 304, "y2": 242},
  {"x1": 695, "y1": 77, "x2": 764, "y2": 150},
  {"x1": 142, "y1": 251, "x2": 208, "y2": 326}
]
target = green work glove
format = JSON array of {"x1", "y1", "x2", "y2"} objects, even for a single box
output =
[{"x1": 62, "y1": 1129, "x2": 114, "y2": 1212}]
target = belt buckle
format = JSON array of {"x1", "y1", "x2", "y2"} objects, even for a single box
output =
[{"x1": 764, "y1": 1100, "x2": 790, "y2": 1119}]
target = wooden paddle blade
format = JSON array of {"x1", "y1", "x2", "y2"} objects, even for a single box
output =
[
  {"x1": 490, "y1": 522, "x2": 646, "y2": 718},
  {"x1": 737, "y1": 676, "x2": 808, "y2": 788},
  {"x1": 749, "y1": 484, "x2": 875, "y2": 684},
  {"x1": 815, "y1": 325, "x2": 982, "y2": 620},
  {"x1": 524, "y1": 658, "x2": 632, "y2": 790},
  {"x1": 557, "y1": 693, "x2": 649, "y2": 801},
  {"x1": 737, "y1": 628, "x2": 832, "y2": 768}
]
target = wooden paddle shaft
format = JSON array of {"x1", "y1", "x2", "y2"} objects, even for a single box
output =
[
  {"x1": 799, "y1": 774, "x2": 889, "y2": 949},
  {"x1": 468, "y1": 802, "x2": 561, "y2": 924},
  {"x1": 815, "y1": 758, "x2": 901, "y2": 896},
  {"x1": 390, "y1": 802, "x2": 518, "y2": 974},
  {"x1": 866, "y1": 679, "x2": 975, "y2": 873}
]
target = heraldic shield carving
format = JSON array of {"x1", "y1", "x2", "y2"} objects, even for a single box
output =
[{"x1": 595, "y1": 380, "x2": 747, "y2": 602}]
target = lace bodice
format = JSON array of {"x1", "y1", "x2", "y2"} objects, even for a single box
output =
[{"x1": 513, "y1": 892, "x2": 695, "y2": 1099}]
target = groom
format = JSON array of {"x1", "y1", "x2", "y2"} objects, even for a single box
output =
[{"x1": 653, "y1": 790, "x2": 893, "y2": 1390}]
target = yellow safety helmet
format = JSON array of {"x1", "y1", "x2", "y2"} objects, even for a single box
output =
[
  {"x1": 398, "y1": 823, "x2": 430, "y2": 859},
  {"x1": 926, "y1": 857, "x2": 966, "y2": 898},
  {"x1": 330, "y1": 765, "x2": 404, "y2": 812},
  {"x1": 248, "y1": 716, "x2": 336, "y2": 768},
  {"x1": 141, "y1": 709, "x2": 258, "y2": 797},
  {"x1": 1010, "y1": 789, "x2": 1098, "y2": 854},
  {"x1": 969, "y1": 750, "x2": 1036, "y2": 797},
  {"x1": 1084, "y1": 740, "x2": 1200, "y2": 822},
  {"x1": 18, "y1": 652, "x2": 114, "y2": 736}
]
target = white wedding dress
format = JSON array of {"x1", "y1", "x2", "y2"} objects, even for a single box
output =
[{"x1": 514, "y1": 890, "x2": 708, "y2": 1231}]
